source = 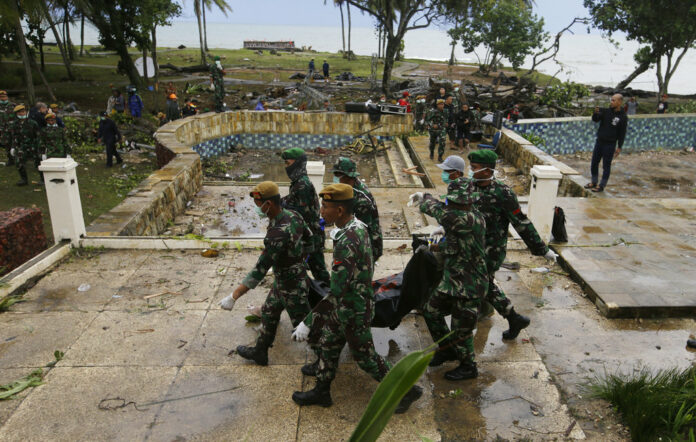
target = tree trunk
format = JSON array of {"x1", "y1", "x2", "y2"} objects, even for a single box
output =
[
  {"x1": 64, "y1": 7, "x2": 74, "y2": 61},
  {"x1": 12, "y1": 0, "x2": 35, "y2": 104},
  {"x1": 382, "y1": 30, "x2": 386, "y2": 61},
  {"x1": 203, "y1": 3, "x2": 209, "y2": 52},
  {"x1": 143, "y1": 47, "x2": 148, "y2": 87},
  {"x1": 116, "y1": 43, "x2": 142, "y2": 87},
  {"x1": 347, "y1": 2, "x2": 351, "y2": 59},
  {"x1": 195, "y1": 0, "x2": 206, "y2": 65},
  {"x1": 29, "y1": 54, "x2": 56, "y2": 101},
  {"x1": 152, "y1": 26, "x2": 159, "y2": 113},
  {"x1": 449, "y1": 39, "x2": 456, "y2": 66},
  {"x1": 381, "y1": 36, "x2": 399, "y2": 95},
  {"x1": 39, "y1": 31, "x2": 45, "y2": 72},
  {"x1": 339, "y1": 3, "x2": 346, "y2": 53},
  {"x1": 615, "y1": 60, "x2": 651, "y2": 90},
  {"x1": 377, "y1": 27, "x2": 381, "y2": 58},
  {"x1": 80, "y1": 14, "x2": 84, "y2": 56},
  {"x1": 42, "y1": 0, "x2": 74, "y2": 81}
]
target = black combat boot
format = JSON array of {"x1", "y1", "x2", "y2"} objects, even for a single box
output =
[
  {"x1": 394, "y1": 385, "x2": 423, "y2": 414},
  {"x1": 502, "y1": 307, "x2": 530, "y2": 340},
  {"x1": 444, "y1": 361, "x2": 478, "y2": 381},
  {"x1": 292, "y1": 380, "x2": 333, "y2": 407},
  {"x1": 301, "y1": 358, "x2": 320, "y2": 376},
  {"x1": 429, "y1": 347, "x2": 457, "y2": 367},
  {"x1": 16, "y1": 169, "x2": 28, "y2": 186},
  {"x1": 429, "y1": 149, "x2": 434, "y2": 159},
  {"x1": 438, "y1": 155, "x2": 444, "y2": 162},
  {"x1": 236, "y1": 343, "x2": 269, "y2": 366}
]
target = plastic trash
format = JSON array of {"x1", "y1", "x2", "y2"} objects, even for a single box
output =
[
  {"x1": 530, "y1": 267, "x2": 550, "y2": 274},
  {"x1": 77, "y1": 283, "x2": 91, "y2": 292}
]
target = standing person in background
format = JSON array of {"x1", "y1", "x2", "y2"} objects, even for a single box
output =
[
  {"x1": 41, "y1": 112, "x2": 70, "y2": 159},
  {"x1": 107, "y1": 89, "x2": 125, "y2": 115},
  {"x1": 165, "y1": 82, "x2": 176, "y2": 98},
  {"x1": 48, "y1": 104, "x2": 65, "y2": 128},
  {"x1": 455, "y1": 102, "x2": 473, "y2": 150},
  {"x1": 0, "y1": 90, "x2": 15, "y2": 165},
  {"x1": 585, "y1": 94, "x2": 628, "y2": 193},
  {"x1": 307, "y1": 59, "x2": 315, "y2": 83},
  {"x1": 9, "y1": 104, "x2": 40, "y2": 186},
  {"x1": 625, "y1": 96, "x2": 638, "y2": 115},
  {"x1": 444, "y1": 95, "x2": 457, "y2": 148},
  {"x1": 209, "y1": 56, "x2": 226, "y2": 113},
  {"x1": 127, "y1": 88, "x2": 144, "y2": 118},
  {"x1": 322, "y1": 60, "x2": 330, "y2": 83},
  {"x1": 97, "y1": 111, "x2": 123, "y2": 168},
  {"x1": 397, "y1": 91, "x2": 412, "y2": 113},
  {"x1": 29, "y1": 102, "x2": 48, "y2": 128},
  {"x1": 165, "y1": 94, "x2": 181, "y2": 122},
  {"x1": 657, "y1": 94, "x2": 668, "y2": 114},
  {"x1": 426, "y1": 99, "x2": 448, "y2": 162}
]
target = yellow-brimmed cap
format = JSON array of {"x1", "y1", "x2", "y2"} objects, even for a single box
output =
[
  {"x1": 250, "y1": 181, "x2": 280, "y2": 200},
  {"x1": 13, "y1": 104, "x2": 25, "y2": 112},
  {"x1": 319, "y1": 183, "x2": 353, "y2": 202}
]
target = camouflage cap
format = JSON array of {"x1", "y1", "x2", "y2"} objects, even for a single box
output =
[
  {"x1": 13, "y1": 104, "x2": 25, "y2": 113},
  {"x1": 281, "y1": 147, "x2": 305, "y2": 160},
  {"x1": 331, "y1": 157, "x2": 359, "y2": 177},
  {"x1": 45, "y1": 112, "x2": 56, "y2": 120},
  {"x1": 319, "y1": 183, "x2": 353, "y2": 202},
  {"x1": 468, "y1": 149, "x2": 498, "y2": 166},
  {"x1": 446, "y1": 187, "x2": 480, "y2": 205},
  {"x1": 250, "y1": 181, "x2": 280, "y2": 200}
]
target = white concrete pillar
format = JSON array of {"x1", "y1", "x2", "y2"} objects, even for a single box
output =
[
  {"x1": 306, "y1": 161, "x2": 326, "y2": 193},
  {"x1": 527, "y1": 165, "x2": 562, "y2": 243},
  {"x1": 38, "y1": 158, "x2": 86, "y2": 245}
]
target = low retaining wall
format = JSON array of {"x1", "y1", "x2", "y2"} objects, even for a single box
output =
[
  {"x1": 511, "y1": 113, "x2": 696, "y2": 154},
  {"x1": 0, "y1": 208, "x2": 47, "y2": 276},
  {"x1": 497, "y1": 129, "x2": 590, "y2": 197}
]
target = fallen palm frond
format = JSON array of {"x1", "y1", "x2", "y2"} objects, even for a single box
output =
[
  {"x1": 588, "y1": 366, "x2": 696, "y2": 442},
  {"x1": 0, "y1": 370, "x2": 44, "y2": 400}
]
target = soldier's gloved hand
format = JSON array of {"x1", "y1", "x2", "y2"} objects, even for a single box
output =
[
  {"x1": 10, "y1": 148, "x2": 16, "y2": 157},
  {"x1": 544, "y1": 249, "x2": 558, "y2": 263},
  {"x1": 429, "y1": 226, "x2": 445, "y2": 243},
  {"x1": 407, "y1": 192, "x2": 424, "y2": 207},
  {"x1": 292, "y1": 322, "x2": 310, "y2": 342},
  {"x1": 41, "y1": 154, "x2": 47, "y2": 161},
  {"x1": 218, "y1": 293, "x2": 236, "y2": 310}
]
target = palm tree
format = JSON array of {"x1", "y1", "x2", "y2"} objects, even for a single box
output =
[
  {"x1": 346, "y1": 1, "x2": 352, "y2": 59},
  {"x1": 325, "y1": 0, "x2": 346, "y2": 53},
  {"x1": 192, "y1": 0, "x2": 232, "y2": 64},
  {"x1": 4, "y1": 0, "x2": 36, "y2": 104}
]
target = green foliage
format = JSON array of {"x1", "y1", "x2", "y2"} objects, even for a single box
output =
[
  {"x1": 0, "y1": 295, "x2": 24, "y2": 312},
  {"x1": 106, "y1": 171, "x2": 149, "y2": 196},
  {"x1": 519, "y1": 132, "x2": 546, "y2": 147},
  {"x1": 63, "y1": 116, "x2": 97, "y2": 145},
  {"x1": 537, "y1": 81, "x2": 590, "y2": 108},
  {"x1": 672, "y1": 101, "x2": 696, "y2": 114},
  {"x1": 589, "y1": 366, "x2": 696, "y2": 442},
  {"x1": 0, "y1": 369, "x2": 44, "y2": 400},
  {"x1": 450, "y1": 0, "x2": 548, "y2": 73},
  {"x1": 349, "y1": 348, "x2": 434, "y2": 441}
]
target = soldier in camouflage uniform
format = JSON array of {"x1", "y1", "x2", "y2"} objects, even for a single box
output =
[
  {"x1": 209, "y1": 55, "x2": 225, "y2": 113},
  {"x1": 218, "y1": 181, "x2": 319, "y2": 366},
  {"x1": 0, "y1": 90, "x2": 16, "y2": 165},
  {"x1": 426, "y1": 99, "x2": 448, "y2": 162},
  {"x1": 10, "y1": 105, "x2": 40, "y2": 186},
  {"x1": 331, "y1": 157, "x2": 383, "y2": 262},
  {"x1": 411, "y1": 185, "x2": 488, "y2": 380},
  {"x1": 281, "y1": 148, "x2": 330, "y2": 285},
  {"x1": 444, "y1": 95, "x2": 457, "y2": 148},
  {"x1": 40, "y1": 112, "x2": 71, "y2": 159},
  {"x1": 455, "y1": 150, "x2": 558, "y2": 340},
  {"x1": 291, "y1": 184, "x2": 422, "y2": 413}
]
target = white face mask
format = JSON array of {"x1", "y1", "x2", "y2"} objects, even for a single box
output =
[
  {"x1": 469, "y1": 167, "x2": 496, "y2": 181},
  {"x1": 18, "y1": 114, "x2": 27, "y2": 120}
]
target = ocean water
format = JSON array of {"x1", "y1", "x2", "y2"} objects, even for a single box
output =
[{"x1": 67, "y1": 21, "x2": 696, "y2": 94}]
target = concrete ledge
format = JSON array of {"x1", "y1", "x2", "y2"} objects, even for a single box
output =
[
  {"x1": 0, "y1": 242, "x2": 71, "y2": 299},
  {"x1": 79, "y1": 237, "x2": 417, "y2": 250}
]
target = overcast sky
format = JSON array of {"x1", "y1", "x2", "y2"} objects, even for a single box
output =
[{"x1": 178, "y1": 0, "x2": 593, "y2": 33}]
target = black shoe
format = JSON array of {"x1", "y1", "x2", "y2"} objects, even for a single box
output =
[
  {"x1": 394, "y1": 385, "x2": 423, "y2": 414},
  {"x1": 301, "y1": 359, "x2": 320, "y2": 376},
  {"x1": 429, "y1": 347, "x2": 457, "y2": 367},
  {"x1": 444, "y1": 361, "x2": 478, "y2": 381},
  {"x1": 292, "y1": 380, "x2": 333, "y2": 407},
  {"x1": 502, "y1": 308, "x2": 530, "y2": 340},
  {"x1": 6, "y1": 158, "x2": 14, "y2": 166},
  {"x1": 438, "y1": 156, "x2": 443, "y2": 162},
  {"x1": 116, "y1": 157, "x2": 123, "y2": 165},
  {"x1": 236, "y1": 344, "x2": 269, "y2": 366},
  {"x1": 429, "y1": 151, "x2": 434, "y2": 160}
]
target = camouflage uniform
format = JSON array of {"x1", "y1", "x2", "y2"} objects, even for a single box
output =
[
  {"x1": 444, "y1": 102, "x2": 456, "y2": 143},
  {"x1": 282, "y1": 159, "x2": 330, "y2": 284},
  {"x1": 10, "y1": 116, "x2": 40, "y2": 181},
  {"x1": 454, "y1": 177, "x2": 548, "y2": 315},
  {"x1": 308, "y1": 217, "x2": 391, "y2": 383},
  {"x1": 209, "y1": 62, "x2": 225, "y2": 113},
  {"x1": 352, "y1": 180, "x2": 383, "y2": 261},
  {"x1": 0, "y1": 100, "x2": 16, "y2": 163},
  {"x1": 419, "y1": 194, "x2": 488, "y2": 365},
  {"x1": 40, "y1": 124, "x2": 70, "y2": 158},
  {"x1": 425, "y1": 107, "x2": 447, "y2": 159},
  {"x1": 242, "y1": 208, "x2": 316, "y2": 349}
]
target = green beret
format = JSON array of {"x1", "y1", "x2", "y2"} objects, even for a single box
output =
[
  {"x1": 446, "y1": 187, "x2": 480, "y2": 205},
  {"x1": 468, "y1": 149, "x2": 497, "y2": 166},
  {"x1": 214, "y1": 55, "x2": 220, "y2": 61},
  {"x1": 319, "y1": 183, "x2": 353, "y2": 202},
  {"x1": 250, "y1": 181, "x2": 279, "y2": 200},
  {"x1": 331, "y1": 157, "x2": 359, "y2": 177},
  {"x1": 281, "y1": 147, "x2": 305, "y2": 160}
]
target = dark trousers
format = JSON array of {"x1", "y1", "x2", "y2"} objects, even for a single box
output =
[
  {"x1": 105, "y1": 141, "x2": 122, "y2": 167},
  {"x1": 590, "y1": 140, "x2": 616, "y2": 188}
]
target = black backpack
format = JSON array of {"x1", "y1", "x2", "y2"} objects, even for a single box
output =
[{"x1": 552, "y1": 206, "x2": 568, "y2": 242}]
